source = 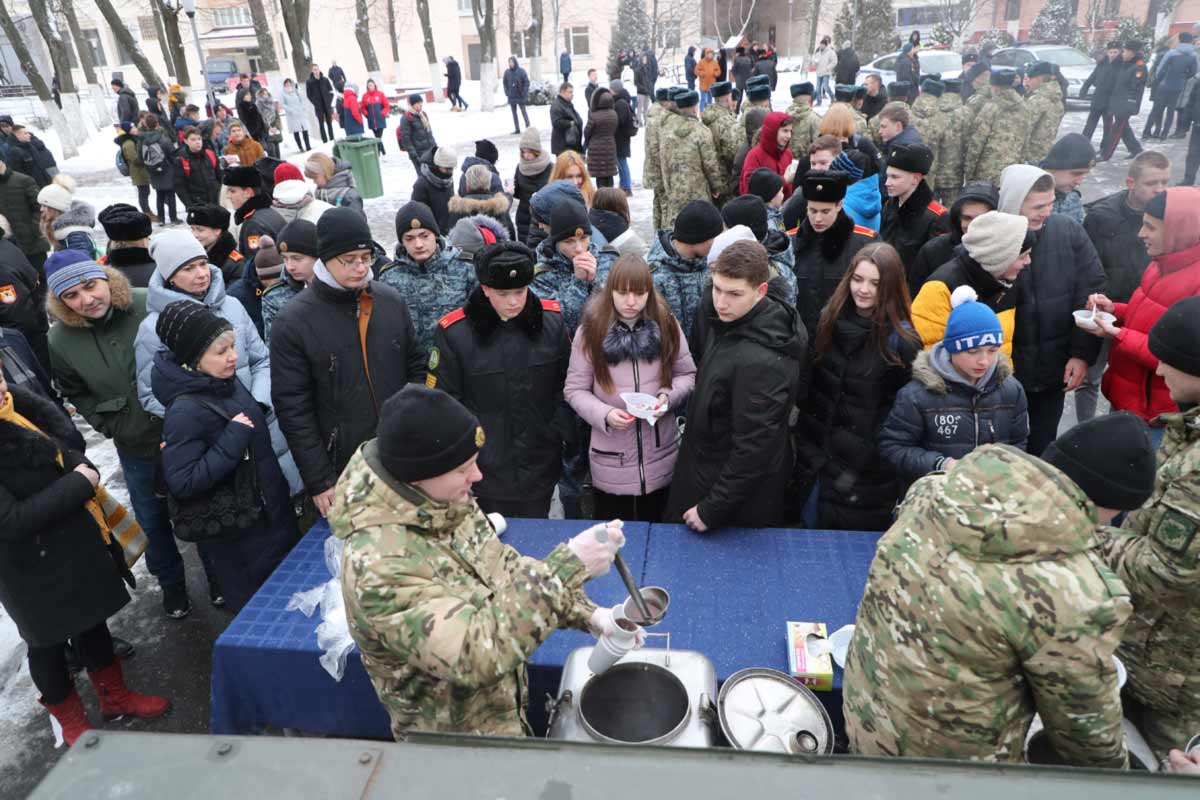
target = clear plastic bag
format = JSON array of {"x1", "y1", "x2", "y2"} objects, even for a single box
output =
[{"x1": 287, "y1": 536, "x2": 356, "y2": 681}]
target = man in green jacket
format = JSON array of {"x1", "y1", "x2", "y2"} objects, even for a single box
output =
[
  {"x1": 45, "y1": 251, "x2": 219, "y2": 618},
  {"x1": 1099, "y1": 296, "x2": 1200, "y2": 766}
]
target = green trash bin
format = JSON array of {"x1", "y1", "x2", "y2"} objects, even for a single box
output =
[{"x1": 332, "y1": 135, "x2": 384, "y2": 199}]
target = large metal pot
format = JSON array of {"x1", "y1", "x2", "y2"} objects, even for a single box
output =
[{"x1": 579, "y1": 662, "x2": 691, "y2": 744}]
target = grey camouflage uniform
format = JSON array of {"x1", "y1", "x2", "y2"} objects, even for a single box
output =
[
  {"x1": 1023, "y1": 80, "x2": 1065, "y2": 165},
  {"x1": 532, "y1": 238, "x2": 615, "y2": 334},
  {"x1": 332, "y1": 441, "x2": 596, "y2": 740},
  {"x1": 647, "y1": 231, "x2": 709, "y2": 341},
  {"x1": 701, "y1": 102, "x2": 743, "y2": 201},
  {"x1": 844, "y1": 444, "x2": 1131, "y2": 767},
  {"x1": 1098, "y1": 405, "x2": 1200, "y2": 763},
  {"x1": 261, "y1": 276, "x2": 304, "y2": 342},
  {"x1": 963, "y1": 88, "x2": 1032, "y2": 186},
  {"x1": 378, "y1": 241, "x2": 474, "y2": 356},
  {"x1": 656, "y1": 109, "x2": 725, "y2": 231}
]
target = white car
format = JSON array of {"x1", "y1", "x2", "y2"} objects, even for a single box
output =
[
  {"x1": 990, "y1": 45, "x2": 1096, "y2": 103},
  {"x1": 857, "y1": 49, "x2": 963, "y2": 85}
]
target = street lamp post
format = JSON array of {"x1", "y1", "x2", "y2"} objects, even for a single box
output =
[{"x1": 180, "y1": 0, "x2": 217, "y2": 115}]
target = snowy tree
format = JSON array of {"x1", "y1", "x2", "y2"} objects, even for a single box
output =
[
  {"x1": 977, "y1": 29, "x2": 1015, "y2": 50},
  {"x1": 60, "y1": 0, "x2": 112, "y2": 125},
  {"x1": 355, "y1": 0, "x2": 382, "y2": 82},
  {"x1": 246, "y1": 0, "x2": 284, "y2": 98},
  {"x1": 413, "y1": 0, "x2": 441, "y2": 102},
  {"x1": 1030, "y1": 0, "x2": 1084, "y2": 48},
  {"x1": 607, "y1": 0, "x2": 650, "y2": 80},
  {"x1": 0, "y1": 0, "x2": 77, "y2": 156},
  {"x1": 471, "y1": 0, "x2": 499, "y2": 112},
  {"x1": 834, "y1": 0, "x2": 898, "y2": 61},
  {"x1": 1113, "y1": 17, "x2": 1154, "y2": 48}
]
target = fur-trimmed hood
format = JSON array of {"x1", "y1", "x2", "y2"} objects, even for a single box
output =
[
  {"x1": 447, "y1": 191, "x2": 511, "y2": 217},
  {"x1": 910, "y1": 346, "x2": 1013, "y2": 396},
  {"x1": 46, "y1": 265, "x2": 134, "y2": 328},
  {"x1": 51, "y1": 199, "x2": 96, "y2": 240},
  {"x1": 463, "y1": 284, "x2": 544, "y2": 340}
]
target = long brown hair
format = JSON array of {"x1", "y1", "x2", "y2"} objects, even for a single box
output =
[
  {"x1": 549, "y1": 150, "x2": 595, "y2": 207},
  {"x1": 579, "y1": 254, "x2": 681, "y2": 393},
  {"x1": 814, "y1": 242, "x2": 918, "y2": 365}
]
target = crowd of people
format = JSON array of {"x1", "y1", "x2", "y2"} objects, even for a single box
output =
[{"x1": 0, "y1": 33, "x2": 1197, "y2": 778}]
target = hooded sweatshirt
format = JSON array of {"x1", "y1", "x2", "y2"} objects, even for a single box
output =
[
  {"x1": 907, "y1": 182, "x2": 1000, "y2": 295},
  {"x1": 739, "y1": 111, "x2": 794, "y2": 196}
]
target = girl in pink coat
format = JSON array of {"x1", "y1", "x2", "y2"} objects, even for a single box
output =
[{"x1": 566, "y1": 255, "x2": 696, "y2": 521}]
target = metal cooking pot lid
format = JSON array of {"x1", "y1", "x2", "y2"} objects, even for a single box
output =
[{"x1": 717, "y1": 668, "x2": 834, "y2": 754}]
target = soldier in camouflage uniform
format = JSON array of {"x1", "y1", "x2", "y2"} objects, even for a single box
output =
[
  {"x1": 963, "y1": 71, "x2": 1032, "y2": 186},
  {"x1": 909, "y1": 79, "x2": 946, "y2": 187},
  {"x1": 261, "y1": 219, "x2": 317, "y2": 341},
  {"x1": 844, "y1": 416, "x2": 1158, "y2": 766},
  {"x1": 333, "y1": 384, "x2": 627, "y2": 740},
  {"x1": 1098, "y1": 299, "x2": 1200, "y2": 764},
  {"x1": 532, "y1": 200, "x2": 616, "y2": 334},
  {"x1": 700, "y1": 81, "x2": 742, "y2": 203},
  {"x1": 657, "y1": 90, "x2": 725, "y2": 232},
  {"x1": 964, "y1": 77, "x2": 991, "y2": 124},
  {"x1": 933, "y1": 78, "x2": 967, "y2": 205},
  {"x1": 377, "y1": 201, "x2": 474, "y2": 357},
  {"x1": 643, "y1": 88, "x2": 673, "y2": 232},
  {"x1": 1023, "y1": 61, "x2": 1066, "y2": 165},
  {"x1": 784, "y1": 82, "x2": 824, "y2": 160}
]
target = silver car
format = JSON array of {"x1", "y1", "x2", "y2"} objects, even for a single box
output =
[
  {"x1": 857, "y1": 49, "x2": 964, "y2": 85},
  {"x1": 990, "y1": 45, "x2": 1097, "y2": 103}
]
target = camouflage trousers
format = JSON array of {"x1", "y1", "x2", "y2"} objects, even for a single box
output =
[{"x1": 652, "y1": 192, "x2": 664, "y2": 232}]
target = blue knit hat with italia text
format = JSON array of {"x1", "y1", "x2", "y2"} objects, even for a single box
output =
[{"x1": 944, "y1": 286, "x2": 1003, "y2": 353}]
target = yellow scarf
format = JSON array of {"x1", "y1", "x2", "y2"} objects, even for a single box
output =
[{"x1": 0, "y1": 393, "x2": 143, "y2": 561}]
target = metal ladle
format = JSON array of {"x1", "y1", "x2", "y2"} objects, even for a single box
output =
[{"x1": 594, "y1": 522, "x2": 654, "y2": 624}]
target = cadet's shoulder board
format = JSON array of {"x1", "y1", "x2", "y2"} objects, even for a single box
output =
[
  {"x1": 438, "y1": 307, "x2": 466, "y2": 328},
  {"x1": 927, "y1": 201, "x2": 948, "y2": 216},
  {"x1": 853, "y1": 225, "x2": 876, "y2": 238},
  {"x1": 540, "y1": 298, "x2": 562, "y2": 313},
  {"x1": 229, "y1": 250, "x2": 244, "y2": 261}
]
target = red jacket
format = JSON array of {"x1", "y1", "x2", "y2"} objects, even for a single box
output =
[
  {"x1": 342, "y1": 90, "x2": 363, "y2": 124},
  {"x1": 360, "y1": 89, "x2": 390, "y2": 129},
  {"x1": 739, "y1": 111, "x2": 794, "y2": 197},
  {"x1": 1104, "y1": 241, "x2": 1200, "y2": 421}
]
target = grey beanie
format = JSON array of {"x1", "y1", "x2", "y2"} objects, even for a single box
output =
[
  {"x1": 433, "y1": 146, "x2": 457, "y2": 170},
  {"x1": 961, "y1": 211, "x2": 1030, "y2": 277},
  {"x1": 149, "y1": 229, "x2": 208, "y2": 283}
]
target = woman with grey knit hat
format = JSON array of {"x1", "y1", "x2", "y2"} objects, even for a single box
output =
[{"x1": 911, "y1": 210, "x2": 1034, "y2": 356}]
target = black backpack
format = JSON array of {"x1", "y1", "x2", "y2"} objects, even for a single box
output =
[{"x1": 139, "y1": 135, "x2": 170, "y2": 176}]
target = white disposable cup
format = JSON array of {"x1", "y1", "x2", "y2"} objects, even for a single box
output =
[{"x1": 587, "y1": 614, "x2": 639, "y2": 674}]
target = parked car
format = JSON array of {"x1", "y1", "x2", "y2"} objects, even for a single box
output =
[
  {"x1": 991, "y1": 44, "x2": 1095, "y2": 103},
  {"x1": 858, "y1": 47, "x2": 963, "y2": 85}
]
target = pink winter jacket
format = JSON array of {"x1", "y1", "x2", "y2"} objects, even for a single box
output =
[{"x1": 565, "y1": 319, "x2": 696, "y2": 495}]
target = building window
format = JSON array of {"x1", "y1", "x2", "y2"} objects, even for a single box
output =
[
  {"x1": 457, "y1": 0, "x2": 473, "y2": 16},
  {"x1": 83, "y1": 29, "x2": 107, "y2": 66},
  {"x1": 212, "y1": 6, "x2": 253, "y2": 27},
  {"x1": 1004, "y1": 0, "x2": 1020, "y2": 20},
  {"x1": 564, "y1": 26, "x2": 589, "y2": 56},
  {"x1": 137, "y1": 16, "x2": 157, "y2": 40},
  {"x1": 896, "y1": 6, "x2": 942, "y2": 26}
]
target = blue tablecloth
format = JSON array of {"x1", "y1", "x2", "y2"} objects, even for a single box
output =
[{"x1": 210, "y1": 518, "x2": 650, "y2": 737}]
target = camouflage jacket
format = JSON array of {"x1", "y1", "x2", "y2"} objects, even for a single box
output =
[
  {"x1": 867, "y1": 114, "x2": 883, "y2": 148},
  {"x1": 844, "y1": 445, "x2": 1131, "y2": 767},
  {"x1": 643, "y1": 104, "x2": 665, "y2": 191},
  {"x1": 332, "y1": 442, "x2": 596, "y2": 740},
  {"x1": 647, "y1": 230, "x2": 709, "y2": 342},
  {"x1": 965, "y1": 90, "x2": 990, "y2": 125},
  {"x1": 378, "y1": 241, "x2": 474, "y2": 356},
  {"x1": 850, "y1": 107, "x2": 870, "y2": 139},
  {"x1": 1098, "y1": 406, "x2": 1200, "y2": 753},
  {"x1": 909, "y1": 95, "x2": 943, "y2": 185},
  {"x1": 784, "y1": 100, "x2": 824, "y2": 160},
  {"x1": 657, "y1": 110, "x2": 725, "y2": 233},
  {"x1": 532, "y1": 238, "x2": 615, "y2": 334},
  {"x1": 1024, "y1": 81, "x2": 1065, "y2": 165},
  {"x1": 701, "y1": 103, "x2": 743, "y2": 199},
  {"x1": 260, "y1": 275, "x2": 304, "y2": 342},
  {"x1": 1052, "y1": 190, "x2": 1084, "y2": 224},
  {"x1": 933, "y1": 94, "x2": 967, "y2": 191},
  {"x1": 963, "y1": 88, "x2": 1031, "y2": 186}
]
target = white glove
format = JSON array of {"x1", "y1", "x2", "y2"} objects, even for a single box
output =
[
  {"x1": 567, "y1": 520, "x2": 625, "y2": 577},
  {"x1": 588, "y1": 607, "x2": 646, "y2": 648}
]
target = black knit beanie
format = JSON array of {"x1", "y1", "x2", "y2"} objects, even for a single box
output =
[
  {"x1": 747, "y1": 168, "x2": 785, "y2": 205},
  {"x1": 672, "y1": 200, "x2": 725, "y2": 244},
  {"x1": 155, "y1": 300, "x2": 233, "y2": 369},
  {"x1": 1149, "y1": 295, "x2": 1200, "y2": 376},
  {"x1": 277, "y1": 219, "x2": 319, "y2": 258},
  {"x1": 1042, "y1": 412, "x2": 1157, "y2": 511},
  {"x1": 549, "y1": 200, "x2": 591, "y2": 247},
  {"x1": 722, "y1": 195, "x2": 769, "y2": 242},
  {"x1": 1144, "y1": 190, "x2": 1168, "y2": 220},
  {"x1": 395, "y1": 200, "x2": 441, "y2": 239},
  {"x1": 377, "y1": 385, "x2": 484, "y2": 484},
  {"x1": 317, "y1": 207, "x2": 374, "y2": 264}
]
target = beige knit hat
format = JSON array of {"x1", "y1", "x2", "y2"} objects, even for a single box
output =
[
  {"x1": 961, "y1": 211, "x2": 1030, "y2": 277},
  {"x1": 518, "y1": 126, "x2": 543, "y2": 152},
  {"x1": 433, "y1": 146, "x2": 457, "y2": 170}
]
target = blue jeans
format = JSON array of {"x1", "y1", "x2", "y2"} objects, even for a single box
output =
[
  {"x1": 700, "y1": 90, "x2": 712, "y2": 111},
  {"x1": 816, "y1": 75, "x2": 833, "y2": 104},
  {"x1": 117, "y1": 450, "x2": 185, "y2": 589},
  {"x1": 616, "y1": 157, "x2": 631, "y2": 191}
]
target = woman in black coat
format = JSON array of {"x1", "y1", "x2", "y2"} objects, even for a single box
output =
[
  {"x1": 412, "y1": 149, "x2": 455, "y2": 234},
  {"x1": 513, "y1": 128, "x2": 553, "y2": 243},
  {"x1": 792, "y1": 243, "x2": 918, "y2": 531},
  {"x1": 584, "y1": 88, "x2": 619, "y2": 186},
  {"x1": 151, "y1": 301, "x2": 298, "y2": 614},
  {"x1": 0, "y1": 371, "x2": 169, "y2": 744}
]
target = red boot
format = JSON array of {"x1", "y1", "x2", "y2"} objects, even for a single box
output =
[
  {"x1": 41, "y1": 690, "x2": 93, "y2": 746},
  {"x1": 87, "y1": 660, "x2": 171, "y2": 721}
]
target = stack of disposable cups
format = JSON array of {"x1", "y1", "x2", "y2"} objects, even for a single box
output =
[{"x1": 587, "y1": 610, "x2": 641, "y2": 674}]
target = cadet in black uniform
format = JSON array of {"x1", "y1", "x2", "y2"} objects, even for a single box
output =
[{"x1": 880, "y1": 142, "x2": 948, "y2": 274}]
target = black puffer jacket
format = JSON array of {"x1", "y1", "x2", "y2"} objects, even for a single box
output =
[
  {"x1": 879, "y1": 347, "x2": 1029, "y2": 483},
  {"x1": 429, "y1": 287, "x2": 572, "y2": 504},
  {"x1": 906, "y1": 182, "x2": 998, "y2": 295},
  {"x1": 270, "y1": 278, "x2": 425, "y2": 495},
  {"x1": 0, "y1": 167, "x2": 48, "y2": 258},
  {"x1": 665, "y1": 288, "x2": 808, "y2": 529},
  {"x1": 152, "y1": 351, "x2": 298, "y2": 612},
  {"x1": 1083, "y1": 189, "x2": 1150, "y2": 304},
  {"x1": 792, "y1": 212, "x2": 877, "y2": 335},
  {"x1": 512, "y1": 162, "x2": 552, "y2": 244},
  {"x1": 6, "y1": 137, "x2": 54, "y2": 187},
  {"x1": 793, "y1": 308, "x2": 917, "y2": 531},
  {"x1": 104, "y1": 246, "x2": 157, "y2": 289},
  {"x1": 0, "y1": 236, "x2": 48, "y2": 367},
  {"x1": 1012, "y1": 215, "x2": 1105, "y2": 392},
  {"x1": 880, "y1": 179, "x2": 949, "y2": 273},
  {"x1": 0, "y1": 386, "x2": 129, "y2": 648},
  {"x1": 174, "y1": 147, "x2": 222, "y2": 209},
  {"x1": 584, "y1": 90, "x2": 619, "y2": 179}
]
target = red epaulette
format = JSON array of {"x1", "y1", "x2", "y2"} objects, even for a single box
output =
[
  {"x1": 853, "y1": 225, "x2": 876, "y2": 238},
  {"x1": 786, "y1": 226, "x2": 799, "y2": 236},
  {"x1": 927, "y1": 200, "x2": 948, "y2": 216},
  {"x1": 541, "y1": 298, "x2": 562, "y2": 313},
  {"x1": 229, "y1": 250, "x2": 244, "y2": 261},
  {"x1": 438, "y1": 307, "x2": 466, "y2": 328},
  {"x1": 243, "y1": 208, "x2": 256, "y2": 220}
]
